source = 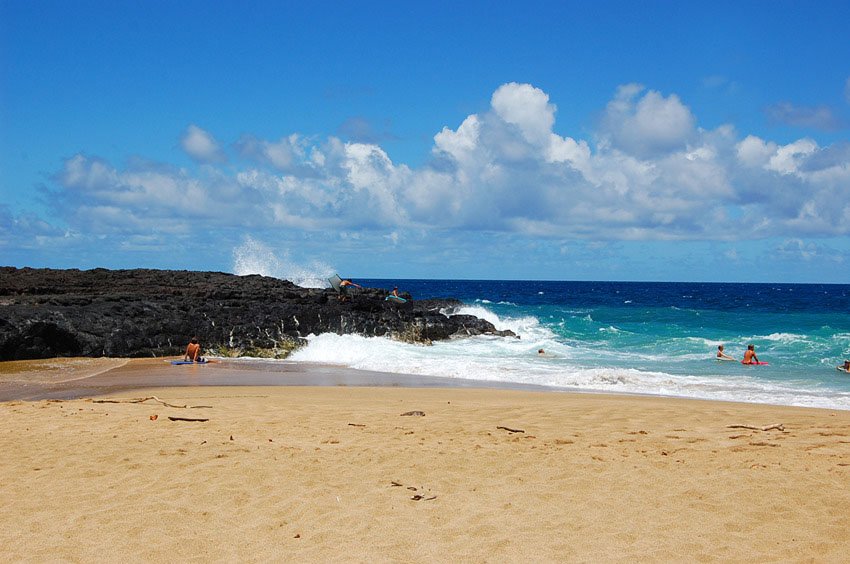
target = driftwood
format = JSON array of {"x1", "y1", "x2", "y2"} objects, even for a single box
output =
[
  {"x1": 93, "y1": 396, "x2": 212, "y2": 409},
  {"x1": 497, "y1": 426, "x2": 525, "y2": 434},
  {"x1": 400, "y1": 410, "x2": 426, "y2": 417},
  {"x1": 726, "y1": 423, "x2": 784, "y2": 432},
  {"x1": 167, "y1": 416, "x2": 209, "y2": 422}
]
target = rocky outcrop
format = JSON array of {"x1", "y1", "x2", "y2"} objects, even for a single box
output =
[{"x1": 0, "y1": 267, "x2": 516, "y2": 360}]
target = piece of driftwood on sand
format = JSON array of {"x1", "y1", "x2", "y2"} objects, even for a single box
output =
[
  {"x1": 726, "y1": 423, "x2": 785, "y2": 431},
  {"x1": 92, "y1": 396, "x2": 212, "y2": 409}
]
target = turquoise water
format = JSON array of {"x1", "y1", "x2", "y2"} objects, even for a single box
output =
[{"x1": 290, "y1": 280, "x2": 850, "y2": 409}]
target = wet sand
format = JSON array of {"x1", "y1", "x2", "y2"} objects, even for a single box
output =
[
  {"x1": 2, "y1": 359, "x2": 850, "y2": 561},
  {"x1": 0, "y1": 357, "x2": 552, "y2": 401}
]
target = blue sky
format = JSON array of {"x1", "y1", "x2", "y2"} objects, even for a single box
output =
[{"x1": 2, "y1": 1, "x2": 849, "y2": 283}]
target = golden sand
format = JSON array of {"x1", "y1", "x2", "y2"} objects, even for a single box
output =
[{"x1": 2, "y1": 385, "x2": 849, "y2": 562}]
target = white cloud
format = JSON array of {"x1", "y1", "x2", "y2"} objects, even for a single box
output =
[
  {"x1": 736, "y1": 135, "x2": 777, "y2": 168},
  {"x1": 433, "y1": 115, "x2": 480, "y2": 162},
  {"x1": 180, "y1": 125, "x2": 226, "y2": 163},
  {"x1": 600, "y1": 85, "x2": 696, "y2": 157},
  {"x1": 490, "y1": 82, "x2": 555, "y2": 146},
  {"x1": 766, "y1": 138, "x2": 818, "y2": 174},
  {"x1": 42, "y1": 82, "x2": 850, "y2": 247}
]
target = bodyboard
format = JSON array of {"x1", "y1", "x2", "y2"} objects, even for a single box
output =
[
  {"x1": 385, "y1": 295, "x2": 407, "y2": 303},
  {"x1": 328, "y1": 274, "x2": 343, "y2": 293},
  {"x1": 170, "y1": 360, "x2": 207, "y2": 365}
]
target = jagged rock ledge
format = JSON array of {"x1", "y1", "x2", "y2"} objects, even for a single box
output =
[{"x1": 0, "y1": 267, "x2": 517, "y2": 360}]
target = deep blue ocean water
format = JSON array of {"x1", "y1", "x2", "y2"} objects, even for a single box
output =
[{"x1": 289, "y1": 280, "x2": 850, "y2": 410}]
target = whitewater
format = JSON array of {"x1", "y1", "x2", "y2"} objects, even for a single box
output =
[
  {"x1": 230, "y1": 244, "x2": 850, "y2": 410},
  {"x1": 288, "y1": 279, "x2": 850, "y2": 411}
]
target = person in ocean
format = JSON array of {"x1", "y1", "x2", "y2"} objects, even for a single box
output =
[
  {"x1": 716, "y1": 345, "x2": 736, "y2": 361},
  {"x1": 184, "y1": 336, "x2": 204, "y2": 363},
  {"x1": 837, "y1": 360, "x2": 850, "y2": 373},
  {"x1": 742, "y1": 344, "x2": 760, "y2": 365}
]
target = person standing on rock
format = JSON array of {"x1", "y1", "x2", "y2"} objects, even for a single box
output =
[
  {"x1": 338, "y1": 279, "x2": 361, "y2": 303},
  {"x1": 184, "y1": 337, "x2": 204, "y2": 362}
]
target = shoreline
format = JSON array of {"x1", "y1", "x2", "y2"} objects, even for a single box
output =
[
  {"x1": 2, "y1": 383, "x2": 849, "y2": 560},
  {"x1": 0, "y1": 357, "x2": 560, "y2": 402},
  {"x1": 1, "y1": 357, "x2": 848, "y2": 414}
]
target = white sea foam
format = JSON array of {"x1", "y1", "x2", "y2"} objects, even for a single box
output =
[
  {"x1": 760, "y1": 332, "x2": 808, "y2": 343},
  {"x1": 686, "y1": 337, "x2": 725, "y2": 347},
  {"x1": 231, "y1": 236, "x2": 333, "y2": 288},
  {"x1": 281, "y1": 291, "x2": 850, "y2": 411},
  {"x1": 285, "y1": 298, "x2": 850, "y2": 411},
  {"x1": 287, "y1": 331, "x2": 850, "y2": 410}
]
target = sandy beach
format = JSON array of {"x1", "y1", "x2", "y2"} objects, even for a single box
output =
[{"x1": 1, "y1": 360, "x2": 849, "y2": 562}]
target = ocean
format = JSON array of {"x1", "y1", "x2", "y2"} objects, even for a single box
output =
[{"x1": 287, "y1": 279, "x2": 850, "y2": 410}]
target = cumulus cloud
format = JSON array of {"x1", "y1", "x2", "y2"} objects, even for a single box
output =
[
  {"x1": 36, "y1": 82, "x2": 850, "y2": 249},
  {"x1": 600, "y1": 84, "x2": 696, "y2": 158},
  {"x1": 766, "y1": 102, "x2": 843, "y2": 131},
  {"x1": 180, "y1": 125, "x2": 226, "y2": 163},
  {"x1": 491, "y1": 82, "x2": 556, "y2": 146}
]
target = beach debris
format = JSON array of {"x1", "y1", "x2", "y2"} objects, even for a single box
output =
[
  {"x1": 400, "y1": 410, "x2": 425, "y2": 417},
  {"x1": 93, "y1": 396, "x2": 212, "y2": 409},
  {"x1": 167, "y1": 416, "x2": 209, "y2": 422},
  {"x1": 727, "y1": 423, "x2": 785, "y2": 432},
  {"x1": 497, "y1": 426, "x2": 525, "y2": 434},
  {"x1": 294, "y1": 534, "x2": 300, "y2": 539},
  {"x1": 149, "y1": 414, "x2": 158, "y2": 421},
  {"x1": 391, "y1": 482, "x2": 437, "y2": 501},
  {"x1": 347, "y1": 423, "x2": 366, "y2": 427}
]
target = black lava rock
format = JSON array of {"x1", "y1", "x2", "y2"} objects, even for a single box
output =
[{"x1": 0, "y1": 267, "x2": 516, "y2": 360}]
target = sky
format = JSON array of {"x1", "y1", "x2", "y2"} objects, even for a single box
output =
[{"x1": 1, "y1": 0, "x2": 850, "y2": 283}]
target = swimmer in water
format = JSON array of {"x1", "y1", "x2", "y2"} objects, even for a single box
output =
[
  {"x1": 742, "y1": 344, "x2": 760, "y2": 365},
  {"x1": 716, "y1": 345, "x2": 735, "y2": 361}
]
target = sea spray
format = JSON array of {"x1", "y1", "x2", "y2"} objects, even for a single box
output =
[{"x1": 232, "y1": 236, "x2": 333, "y2": 288}]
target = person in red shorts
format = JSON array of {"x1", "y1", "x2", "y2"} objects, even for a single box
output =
[{"x1": 742, "y1": 344, "x2": 760, "y2": 365}]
